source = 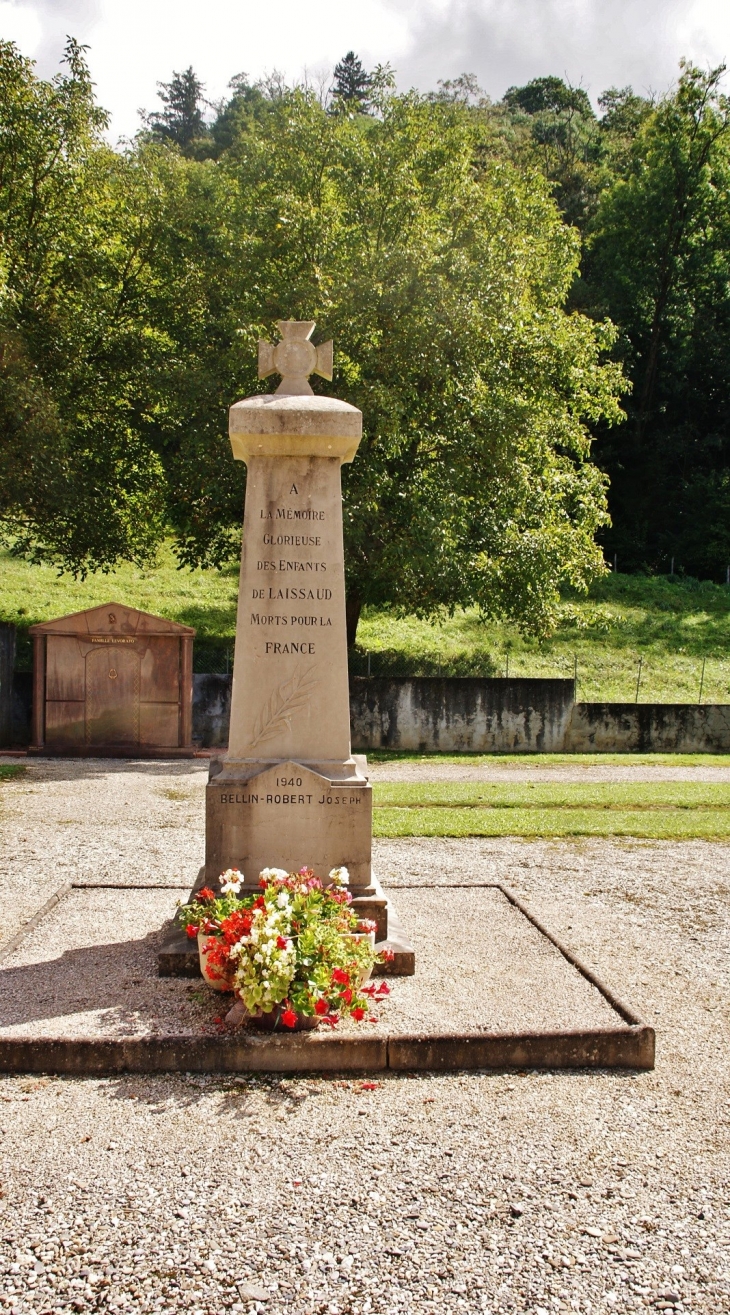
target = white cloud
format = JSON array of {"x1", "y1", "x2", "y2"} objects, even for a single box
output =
[
  {"x1": 0, "y1": 0, "x2": 728, "y2": 138},
  {"x1": 392, "y1": 0, "x2": 730, "y2": 105}
]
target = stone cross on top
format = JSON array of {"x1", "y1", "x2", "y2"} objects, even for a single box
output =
[{"x1": 258, "y1": 320, "x2": 333, "y2": 397}]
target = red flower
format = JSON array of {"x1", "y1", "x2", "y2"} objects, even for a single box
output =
[
  {"x1": 351, "y1": 1006, "x2": 366, "y2": 1021},
  {"x1": 332, "y1": 968, "x2": 349, "y2": 986},
  {"x1": 361, "y1": 984, "x2": 376, "y2": 996},
  {"x1": 185, "y1": 924, "x2": 198, "y2": 939},
  {"x1": 382, "y1": 948, "x2": 395, "y2": 963},
  {"x1": 219, "y1": 908, "x2": 253, "y2": 944},
  {"x1": 376, "y1": 982, "x2": 390, "y2": 995},
  {"x1": 314, "y1": 998, "x2": 329, "y2": 1015},
  {"x1": 196, "y1": 888, "x2": 216, "y2": 902},
  {"x1": 361, "y1": 1081, "x2": 379, "y2": 1090},
  {"x1": 276, "y1": 935, "x2": 288, "y2": 950},
  {"x1": 342, "y1": 988, "x2": 353, "y2": 1004},
  {"x1": 281, "y1": 1008, "x2": 298, "y2": 1029}
]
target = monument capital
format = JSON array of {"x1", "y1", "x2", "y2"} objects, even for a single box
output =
[
  {"x1": 231, "y1": 320, "x2": 362, "y2": 465},
  {"x1": 258, "y1": 320, "x2": 333, "y2": 397}
]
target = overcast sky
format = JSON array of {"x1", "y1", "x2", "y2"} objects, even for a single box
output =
[{"x1": 1, "y1": 0, "x2": 728, "y2": 141}]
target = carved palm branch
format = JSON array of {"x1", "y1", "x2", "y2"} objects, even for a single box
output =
[{"x1": 250, "y1": 667, "x2": 320, "y2": 748}]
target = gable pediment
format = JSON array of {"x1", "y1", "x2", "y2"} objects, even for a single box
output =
[{"x1": 29, "y1": 602, "x2": 195, "y2": 637}]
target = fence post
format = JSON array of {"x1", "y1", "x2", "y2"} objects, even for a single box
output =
[
  {"x1": 698, "y1": 658, "x2": 706, "y2": 705},
  {"x1": 0, "y1": 623, "x2": 16, "y2": 748},
  {"x1": 634, "y1": 656, "x2": 643, "y2": 703}
]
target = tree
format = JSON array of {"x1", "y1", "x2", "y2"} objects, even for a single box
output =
[
  {"x1": 147, "y1": 66, "x2": 209, "y2": 153},
  {"x1": 0, "y1": 39, "x2": 167, "y2": 573},
  {"x1": 585, "y1": 62, "x2": 730, "y2": 573},
  {"x1": 501, "y1": 76, "x2": 602, "y2": 227},
  {"x1": 0, "y1": 57, "x2": 626, "y2": 639},
  {"x1": 330, "y1": 52, "x2": 371, "y2": 113},
  {"x1": 161, "y1": 86, "x2": 625, "y2": 642}
]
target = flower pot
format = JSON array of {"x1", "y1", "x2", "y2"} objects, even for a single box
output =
[
  {"x1": 344, "y1": 930, "x2": 376, "y2": 985},
  {"x1": 197, "y1": 931, "x2": 234, "y2": 992},
  {"x1": 250, "y1": 1005, "x2": 320, "y2": 1032}
]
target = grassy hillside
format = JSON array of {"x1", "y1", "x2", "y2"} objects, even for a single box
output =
[
  {"x1": 1, "y1": 547, "x2": 730, "y2": 701},
  {"x1": 355, "y1": 573, "x2": 730, "y2": 703}
]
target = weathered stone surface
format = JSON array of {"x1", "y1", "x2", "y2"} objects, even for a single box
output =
[
  {"x1": 205, "y1": 759, "x2": 372, "y2": 888},
  {"x1": 207, "y1": 322, "x2": 374, "y2": 890}
]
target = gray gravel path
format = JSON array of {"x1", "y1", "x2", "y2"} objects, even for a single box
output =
[{"x1": 0, "y1": 760, "x2": 728, "y2": 1314}]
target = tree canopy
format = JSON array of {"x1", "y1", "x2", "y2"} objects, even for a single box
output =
[{"x1": 13, "y1": 40, "x2": 710, "y2": 643}]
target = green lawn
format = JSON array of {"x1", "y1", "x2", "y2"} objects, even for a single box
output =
[
  {"x1": 0, "y1": 766, "x2": 23, "y2": 783},
  {"x1": 373, "y1": 806, "x2": 730, "y2": 839},
  {"x1": 1, "y1": 545, "x2": 730, "y2": 698},
  {"x1": 373, "y1": 781, "x2": 730, "y2": 809},
  {"x1": 371, "y1": 778, "x2": 730, "y2": 838}
]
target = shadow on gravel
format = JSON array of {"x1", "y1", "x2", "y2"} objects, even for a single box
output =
[{"x1": 0, "y1": 929, "x2": 214, "y2": 1034}]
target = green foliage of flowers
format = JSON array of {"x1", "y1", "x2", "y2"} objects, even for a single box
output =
[
  {"x1": 177, "y1": 867, "x2": 381, "y2": 1025},
  {"x1": 230, "y1": 871, "x2": 377, "y2": 1021}
]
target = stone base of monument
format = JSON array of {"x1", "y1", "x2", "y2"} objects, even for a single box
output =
[{"x1": 0, "y1": 882, "x2": 654, "y2": 1075}]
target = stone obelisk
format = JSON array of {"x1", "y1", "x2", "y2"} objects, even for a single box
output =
[{"x1": 205, "y1": 321, "x2": 373, "y2": 893}]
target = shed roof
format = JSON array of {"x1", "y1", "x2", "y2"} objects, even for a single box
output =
[{"x1": 29, "y1": 602, "x2": 195, "y2": 637}]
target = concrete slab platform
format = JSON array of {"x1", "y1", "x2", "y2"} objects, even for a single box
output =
[{"x1": 0, "y1": 883, "x2": 653, "y2": 1074}]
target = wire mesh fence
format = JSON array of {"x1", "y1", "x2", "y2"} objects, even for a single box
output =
[{"x1": 9, "y1": 627, "x2": 728, "y2": 703}]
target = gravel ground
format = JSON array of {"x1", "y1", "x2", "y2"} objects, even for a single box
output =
[
  {"x1": 0, "y1": 759, "x2": 208, "y2": 950},
  {"x1": 0, "y1": 760, "x2": 728, "y2": 1314},
  {"x1": 0, "y1": 886, "x2": 619, "y2": 1039}
]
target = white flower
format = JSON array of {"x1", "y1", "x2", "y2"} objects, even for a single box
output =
[
  {"x1": 276, "y1": 891, "x2": 290, "y2": 909},
  {"x1": 329, "y1": 866, "x2": 350, "y2": 886},
  {"x1": 220, "y1": 868, "x2": 243, "y2": 894},
  {"x1": 260, "y1": 867, "x2": 288, "y2": 882}
]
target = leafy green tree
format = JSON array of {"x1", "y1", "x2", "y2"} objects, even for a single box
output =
[
  {"x1": 162, "y1": 86, "x2": 625, "y2": 642},
  {"x1": 330, "y1": 52, "x2": 371, "y2": 113},
  {"x1": 585, "y1": 62, "x2": 730, "y2": 573},
  {"x1": 0, "y1": 38, "x2": 167, "y2": 573},
  {"x1": 0, "y1": 53, "x2": 625, "y2": 640},
  {"x1": 501, "y1": 76, "x2": 603, "y2": 227}
]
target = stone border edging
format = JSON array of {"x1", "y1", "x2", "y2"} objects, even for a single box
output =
[
  {"x1": 0, "y1": 881, "x2": 654, "y2": 1075},
  {"x1": 0, "y1": 884, "x2": 72, "y2": 966},
  {"x1": 0, "y1": 1024, "x2": 653, "y2": 1076}
]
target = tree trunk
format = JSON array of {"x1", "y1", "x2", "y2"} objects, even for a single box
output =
[{"x1": 346, "y1": 593, "x2": 362, "y2": 649}]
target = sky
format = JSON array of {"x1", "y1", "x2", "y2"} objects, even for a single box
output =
[{"x1": 0, "y1": 0, "x2": 729, "y2": 141}]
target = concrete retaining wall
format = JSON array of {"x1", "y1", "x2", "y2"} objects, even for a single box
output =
[
  {"x1": 565, "y1": 702, "x2": 730, "y2": 753},
  {"x1": 8, "y1": 673, "x2": 730, "y2": 754},
  {"x1": 349, "y1": 676, "x2": 575, "y2": 753}
]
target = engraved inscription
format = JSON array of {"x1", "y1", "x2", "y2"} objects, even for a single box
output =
[
  {"x1": 265, "y1": 642, "x2": 315, "y2": 654},
  {"x1": 90, "y1": 636, "x2": 136, "y2": 645},
  {"x1": 219, "y1": 790, "x2": 366, "y2": 807},
  {"x1": 259, "y1": 508, "x2": 325, "y2": 521},
  {"x1": 256, "y1": 561, "x2": 327, "y2": 572},
  {"x1": 262, "y1": 534, "x2": 321, "y2": 546}
]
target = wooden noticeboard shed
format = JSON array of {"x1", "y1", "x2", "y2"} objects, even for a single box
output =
[{"x1": 29, "y1": 603, "x2": 195, "y2": 757}]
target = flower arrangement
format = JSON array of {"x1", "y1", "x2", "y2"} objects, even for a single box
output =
[{"x1": 176, "y1": 866, "x2": 390, "y2": 1027}]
